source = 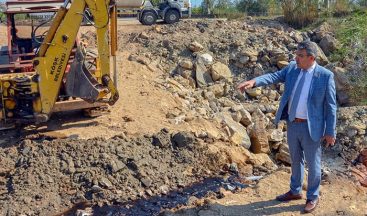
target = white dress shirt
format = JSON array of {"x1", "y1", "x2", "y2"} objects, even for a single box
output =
[{"x1": 288, "y1": 63, "x2": 316, "y2": 119}]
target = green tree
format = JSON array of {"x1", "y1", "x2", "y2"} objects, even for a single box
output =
[
  {"x1": 268, "y1": 0, "x2": 282, "y2": 16},
  {"x1": 358, "y1": 0, "x2": 367, "y2": 6},
  {"x1": 332, "y1": 0, "x2": 353, "y2": 16},
  {"x1": 215, "y1": 0, "x2": 234, "y2": 9}
]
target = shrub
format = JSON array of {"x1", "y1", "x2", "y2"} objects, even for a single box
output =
[
  {"x1": 332, "y1": 0, "x2": 352, "y2": 16},
  {"x1": 331, "y1": 10, "x2": 367, "y2": 105},
  {"x1": 281, "y1": 0, "x2": 319, "y2": 28},
  {"x1": 237, "y1": 0, "x2": 269, "y2": 16},
  {"x1": 213, "y1": 8, "x2": 245, "y2": 19}
]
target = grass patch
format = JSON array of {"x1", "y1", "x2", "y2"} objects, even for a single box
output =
[
  {"x1": 330, "y1": 9, "x2": 367, "y2": 62},
  {"x1": 330, "y1": 9, "x2": 367, "y2": 105}
]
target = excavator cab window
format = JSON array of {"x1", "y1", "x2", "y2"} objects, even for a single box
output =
[{"x1": 10, "y1": 13, "x2": 51, "y2": 60}]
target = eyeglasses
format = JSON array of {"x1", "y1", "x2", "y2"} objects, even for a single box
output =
[
  {"x1": 294, "y1": 50, "x2": 313, "y2": 58},
  {"x1": 296, "y1": 53, "x2": 307, "y2": 58}
]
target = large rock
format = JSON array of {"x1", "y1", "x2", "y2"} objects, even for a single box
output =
[
  {"x1": 313, "y1": 22, "x2": 333, "y2": 42},
  {"x1": 290, "y1": 31, "x2": 304, "y2": 43},
  {"x1": 179, "y1": 59, "x2": 193, "y2": 70},
  {"x1": 251, "y1": 108, "x2": 269, "y2": 129},
  {"x1": 196, "y1": 53, "x2": 213, "y2": 65},
  {"x1": 249, "y1": 126, "x2": 270, "y2": 154},
  {"x1": 219, "y1": 113, "x2": 251, "y2": 149},
  {"x1": 172, "y1": 132, "x2": 195, "y2": 148},
  {"x1": 195, "y1": 62, "x2": 213, "y2": 87},
  {"x1": 239, "y1": 108, "x2": 252, "y2": 127},
  {"x1": 276, "y1": 144, "x2": 291, "y2": 164},
  {"x1": 263, "y1": 89, "x2": 279, "y2": 101},
  {"x1": 331, "y1": 66, "x2": 351, "y2": 105},
  {"x1": 331, "y1": 67, "x2": 352, "y2": 91},
  {"x1": 319, "y1": 35, "x2": 339, "y2": 55},
  {"x1": 152, "y1": 129, "x2": 171, "y2": 148},
  {"x1": 189, "y1": 41, "x2": 204, "y2": 52},
  {"x1": 245, "y1": 87, "x2": 262, "y2": 98},
  {"x1": 268, "y1": 129, "x2": 284, "y2": 142},
  {"x1": 240, "y1": 49, "x2": 259, "y2": 61},
  {"x1": 277, "y1": 61, "x2": 289, "y2": 69},
  {"x1": 180, "y1": 69, "x2": 194, "y2": 79},
  {"x1": 210, "y1": 62, "x2": 232, "y2": 81},
  {"x1": 315, "y1": 44, "x2": 329, "y2": 66},
  {"x1": 248, "y1": 153, "x2": 277, "y2": 169},
  {"x1": 270, "y1": 49, "x2": 288, "y2": 64},
  {"x1": 207, "y1": 83, "x2": 225, "y2": 97}
]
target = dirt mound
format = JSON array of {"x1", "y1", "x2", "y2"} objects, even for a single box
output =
[{"x1": 0, "y1": 130, "x2": 223, "y2": 215}]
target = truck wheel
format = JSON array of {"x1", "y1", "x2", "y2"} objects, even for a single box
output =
[
  {"x1": 141, "y1": 11, "x2": 157, "y2": 26},
  {"x1": 164, "y1": 9, "x2": 180, "y2": 24}
]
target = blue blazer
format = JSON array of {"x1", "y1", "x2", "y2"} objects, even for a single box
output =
[{"x1": 254, "y1": 61, "x2": 337, "y2": 142}]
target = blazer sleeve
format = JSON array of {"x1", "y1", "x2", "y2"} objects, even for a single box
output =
[
  {"x1": 254, "y1": 62, "x2": 294, "y2": 87},
  {"x1": 324, "y1": 73, "x2": 337, "y2": 137}
]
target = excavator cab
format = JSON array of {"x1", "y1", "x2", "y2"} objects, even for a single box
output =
[
  {"x1": 0, "y1": 0, "x2": 119, "y2": 129},
  {"x1": 0, "y1": 1, "x2": 64, "y2": 73}
]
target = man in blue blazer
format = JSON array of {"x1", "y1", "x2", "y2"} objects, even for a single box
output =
[{"x1": 237, "y1": 41, "x2": 337, "y2": 213}]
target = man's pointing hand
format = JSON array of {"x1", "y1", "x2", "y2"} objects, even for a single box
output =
[{"x1": 236, "y1": 79, "x2": 256, "y2": 93}]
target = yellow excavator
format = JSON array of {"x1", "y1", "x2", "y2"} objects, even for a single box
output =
[{"x1": 0, "y1": 0, "x2": 119, "y2": 129}]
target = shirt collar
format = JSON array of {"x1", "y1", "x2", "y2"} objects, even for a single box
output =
[{"x1": 297, "y1": 62, "x2": 316, "y2": 73}]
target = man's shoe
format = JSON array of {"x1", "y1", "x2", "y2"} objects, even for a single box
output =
[
  {"x1": 275, "y1": 191, "x2": 302, "y2": 201},
  {"x1": 304, "y1": 198, "x2": 319, "y2": 213}
]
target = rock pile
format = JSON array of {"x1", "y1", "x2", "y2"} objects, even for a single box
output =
[
  {"x1": 73, "y1": 18, "x2": 367, "y2": 177},
  {"x1": 118, "y1": 19, "x2": 367, "y2": 167},
  {"x1": 122, "y1": 19, "x2": 366, "y2": 107}
]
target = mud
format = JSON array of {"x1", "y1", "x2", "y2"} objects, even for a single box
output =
[{"x1": 0, "y1": 130, "x2": 223, "y2": 215}]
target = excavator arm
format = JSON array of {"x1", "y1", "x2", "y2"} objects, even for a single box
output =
[
  {"x1": 33, "y1": 0, "x2": 119, "y2": 122},
  {"x1": 0, "y1": 0, "x2": 119, "y2": 127}
]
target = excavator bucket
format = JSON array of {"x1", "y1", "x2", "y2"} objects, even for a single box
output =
[{"x1": 65, "y1": 47, "x2": 108, "y2": 102}]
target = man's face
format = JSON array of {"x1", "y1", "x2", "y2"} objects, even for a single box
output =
[{"x1": 295, "y1": 49, "x2": 315, "y2": 69}]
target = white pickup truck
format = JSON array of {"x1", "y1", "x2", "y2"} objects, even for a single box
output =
[{"x1": 116, "y1": 0, "x2": 191, "y2": 25}]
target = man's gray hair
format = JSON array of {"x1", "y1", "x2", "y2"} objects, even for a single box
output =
[{"x1": 297, "y1": 41, "x2": 318, "y2": 58}]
